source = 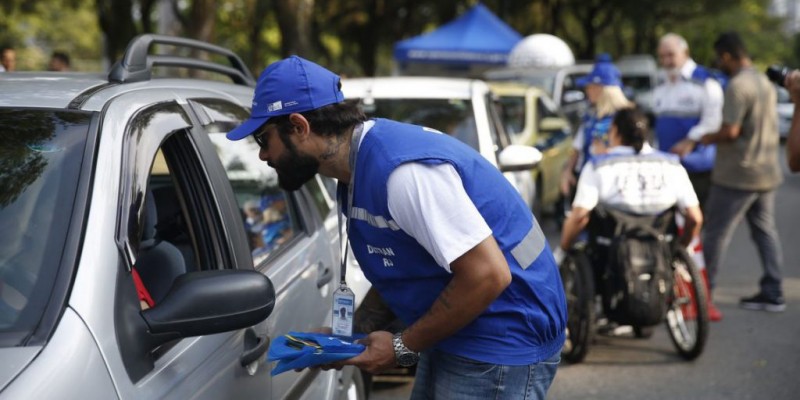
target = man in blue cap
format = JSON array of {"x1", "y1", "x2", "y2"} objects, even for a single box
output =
[{"x1": 227, "y1": 56, "x2": 567, "y2": 399}]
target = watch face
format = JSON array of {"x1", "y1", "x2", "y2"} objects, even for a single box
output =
[{"x1": 397, "y1": 352, "x2": 419, "y2": 367}]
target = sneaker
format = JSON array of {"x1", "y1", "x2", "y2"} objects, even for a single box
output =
[{"x1": 739, "y1": 293, "x2": 786, "y2": 312}]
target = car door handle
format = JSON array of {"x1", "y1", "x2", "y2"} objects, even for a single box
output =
[
  {"x1": 240, "y1": 327, "x2": 270, "y2": 367},
  {"x1": 317, "y1": 264, "x2": 333, "y2": 288}
]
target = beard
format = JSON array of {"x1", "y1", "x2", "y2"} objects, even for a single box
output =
[
  {"x1": 272, "y1": 145, "x2": 320, "y2": 192},
  {"x1": 666, "y1": 67, "x2": 681, "y2": 81}
]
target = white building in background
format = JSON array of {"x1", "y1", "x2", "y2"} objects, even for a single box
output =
[{"x1": 770, "y1": 0, "x2": 800, "y2": 34}]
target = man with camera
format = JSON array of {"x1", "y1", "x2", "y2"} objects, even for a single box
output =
[
  {"x1": 699, "y1": 32, "x2": 785, "y2": 312},
  {"x1": 782, "y1": 69, "x2": 800, "y2": 172}
]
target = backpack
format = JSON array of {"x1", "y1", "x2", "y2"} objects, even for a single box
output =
[{"x1": 590, "y1": 207, "x2": 675, "y2": 327}]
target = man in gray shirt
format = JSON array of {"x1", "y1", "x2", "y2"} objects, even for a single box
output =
[{"x1": 700, "y1": 32, "x2": 785, "y2": 312}]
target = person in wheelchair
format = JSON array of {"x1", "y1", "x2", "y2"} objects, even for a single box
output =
[
  {"x1": 556, "y1": 107, "x2": 703, "y2": 258},
  {"x1": 554, "y1": 108, "x2": 712, "y2": 363}
]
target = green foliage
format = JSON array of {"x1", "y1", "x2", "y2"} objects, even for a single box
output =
[
  {"x1": 0, "y1": 0, "x2": 101, "y2": 71},
  {"x1": 1, "y1": 0, "x2": 797, "y2": 75}
]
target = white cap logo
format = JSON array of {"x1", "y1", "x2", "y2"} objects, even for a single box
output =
[{"x1": 268, "y1": 100, "x2": 283, "y2": 112}]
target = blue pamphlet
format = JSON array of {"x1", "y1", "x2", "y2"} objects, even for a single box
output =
[{"x1": 267, "y1": 331, "x2": 366, "y2": 376}]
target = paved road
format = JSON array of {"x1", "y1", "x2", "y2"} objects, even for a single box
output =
[{"x1": 373, "y1": 149, "x2": 800, "y2": 400}]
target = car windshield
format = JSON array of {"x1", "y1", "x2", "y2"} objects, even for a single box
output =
[
  {"x1": 0, "y1": 108, "x2": 91, "y2": 346},
  {"x1": 362, "y1": 99, "x2": 478, "y2": 150}
]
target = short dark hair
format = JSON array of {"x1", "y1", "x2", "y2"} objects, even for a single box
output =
[
  {"x1": 713, "y1": 31, "x2": 748, "y2": 60},
  {"x1": 270, "y1": 99, "x2": 367, "y2": 138},
  {"x1": 613, "y1": 107, "x2": 649, "y2": 153},
  {"x1": 51, "y1": 51, "x2": 70, "y2": 66}
]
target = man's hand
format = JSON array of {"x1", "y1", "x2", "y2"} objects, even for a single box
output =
[
  {"x1": 328, "y1": 331, "x2": 396, "y2": 375},
  {"x1": 670, "y1": 138, "x2": 697, "y2": 157},
  {"x1": 784, "y1": 70, "x2": 800, "y2": 104},
  {"x1": 700, "y1": 133, "x2": 715, "y2": 145}
]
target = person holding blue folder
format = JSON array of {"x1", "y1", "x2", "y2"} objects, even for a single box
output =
[{"x1": 226, "y1": 56, "x2": 567, "y2": 400}]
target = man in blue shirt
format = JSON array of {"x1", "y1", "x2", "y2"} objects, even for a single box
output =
[{"x1": 227, "y1": 56, "x2": 567, "y2": 399}]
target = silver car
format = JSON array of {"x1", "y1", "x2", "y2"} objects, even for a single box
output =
[{"x1": 0, "y1": 35, "x2": 366, "y2": 399}]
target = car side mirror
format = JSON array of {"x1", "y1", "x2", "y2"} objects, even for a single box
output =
[
  {"x1": 498, "y1": 145, "x2": 543, "y2": 172},
  {"x1": 539, "y1": 117, "x2": 569, "y2": 133},
  {"x1": 142, "y1": 270, "x2": 275, "y2": 346},
  {"x1": 562, "y1": 90, "x2": 585, "y2": 104}
]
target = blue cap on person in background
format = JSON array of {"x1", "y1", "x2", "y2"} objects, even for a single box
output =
[
  {"x1": 576, "y1": 53, "x2": 622, "y2": 88},
  {"x1": 227, "y1": 56, "x2": 345, "y2": 141}
]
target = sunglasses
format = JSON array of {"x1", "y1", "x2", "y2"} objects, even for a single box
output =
[{"x1": 253, "y1": 128, "x2": 268, "y2": 148}]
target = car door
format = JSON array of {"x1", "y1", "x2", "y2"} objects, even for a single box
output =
[
  {"x1": 188, "y1": 97, "x2": 341, "y2": 400},
  {"x1": 483, "y1": 90, "x2": 537, "y2": 209},
  {"x1": 86, "y1": 93, "x2": 273, "y2": 399}
]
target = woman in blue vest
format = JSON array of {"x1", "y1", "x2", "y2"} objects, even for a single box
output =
[
  {"x1": 226, "y1": 56, "x2": 567, "y2": 399},
  {"x1": 560, "y1": 54, "x2": 634, "y2": 204}
]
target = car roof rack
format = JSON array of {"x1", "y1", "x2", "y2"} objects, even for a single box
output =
[{"x1": 108, "y1": 34, "x2": 256, "y2": 87}]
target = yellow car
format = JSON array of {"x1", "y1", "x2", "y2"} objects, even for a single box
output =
[{"x1": 489, "y1": 82, "x2": 573, "y2": 215}]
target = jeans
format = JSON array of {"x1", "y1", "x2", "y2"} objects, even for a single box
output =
[
  {"x1": 410, "y1": 349, "x2": 560, "y2": 400},
  {"x1": 702, "y1": 184, "x2": 784, "y2": 298}
]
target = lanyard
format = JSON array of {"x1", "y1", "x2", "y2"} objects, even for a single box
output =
[{"x1": 337, "y1": 123, "x2": 364, "y2": 286}]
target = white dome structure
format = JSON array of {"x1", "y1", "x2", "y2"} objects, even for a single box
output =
[{"x1": 507, "y1": 34, "x2": 575, "y2": 68}]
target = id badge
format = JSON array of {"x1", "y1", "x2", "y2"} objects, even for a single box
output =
[{"x1": 332, "y1": 286, "x2": 355, "y2": 338}]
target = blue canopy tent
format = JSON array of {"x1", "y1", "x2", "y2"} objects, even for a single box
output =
[{"x1": 394, "y1": 3, "x2": 522, "y2": 73}]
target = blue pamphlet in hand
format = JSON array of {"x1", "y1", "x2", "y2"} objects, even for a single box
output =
[{"x1": 267, "y1": 331, "x2": 366, "y2": 376}]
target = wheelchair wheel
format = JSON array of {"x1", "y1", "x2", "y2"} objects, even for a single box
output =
[
  {"x1": 559, "y1": 250, "x2": 595, "y2": 363},
  {"x1": 665, "y1": 247, "x2": 709, "y2": 360}
]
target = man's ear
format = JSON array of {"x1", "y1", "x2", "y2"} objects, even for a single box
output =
[{"x1": 288, "y1": 113, "x2": 311, "y2": 141}]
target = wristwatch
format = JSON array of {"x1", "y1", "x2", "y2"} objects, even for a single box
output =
[{"x1": 392, "y1": 332, "x2": 419, "y2": 367}]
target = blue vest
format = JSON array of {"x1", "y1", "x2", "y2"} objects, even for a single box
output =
[
  {"x1": 580, "y1": 113, "x2": 614, "y2": 170},
  {"x1": 342, "y1": 118, "x2": 566, "y2": 365},
  {"x1": 654, "y1": 65, "x2": 718, "y2": 173}
]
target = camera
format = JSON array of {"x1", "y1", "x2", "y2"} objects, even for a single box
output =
[{"x1": 766, "y1": 65, "x2": 791, "y2": 87}]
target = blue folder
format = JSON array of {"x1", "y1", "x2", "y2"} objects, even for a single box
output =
[{"x1": 267, "y1": 332, "x2": 366, "y2": 376}]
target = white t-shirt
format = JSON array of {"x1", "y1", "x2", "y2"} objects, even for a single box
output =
[
  {"x1": 358, "y1": 122, "x2": 493, "y2": 273},
  {"x1": 572, "y1": 143, "x2": 699, "y2": 215}
]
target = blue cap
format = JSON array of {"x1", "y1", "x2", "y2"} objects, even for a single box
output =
[
  {"x1": 576, "y1": 53, "x2": 622, "y2": 88},
  {"x1": 227, "y1": 56, "x2": 345, "y2": 141}
]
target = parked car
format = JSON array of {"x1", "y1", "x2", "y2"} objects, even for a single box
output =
[
  {"x1": 341, "y1": 77, "x2": 542, "y2": 211},
  {"x1": 485, "y1": 63, "x2": 592, "y2": 131},
  {"x1": 616, "y1": 54, "x2": 659, "y2": 120},
  {"x1": 777, "y1": 85, "x2": 793, "y2": 139},
  {"x1": 0, "y1": 34, "x2": 366, "y2": 400},
  {"x1": 489, "y1": 82, "x2": 572, "y2": 215}
]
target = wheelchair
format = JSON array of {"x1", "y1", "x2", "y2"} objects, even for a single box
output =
[{"x1": 559, "y1": 206, "x2": 709, "y2": 363}]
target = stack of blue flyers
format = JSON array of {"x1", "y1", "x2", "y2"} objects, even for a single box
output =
[{"x1": 267, "y1": 331, "x2": 366, "y2": 376}]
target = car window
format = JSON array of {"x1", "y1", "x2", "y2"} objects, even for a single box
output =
[
  {"x1": 360, "y1": 98, "x2": 480, "y2": 151},
  {"x1": 496, "y1": 95, "x2": 526, "y2": 139},
  {"x1": 486, "y1": 93, "x2": 511, "y2": 150},
  {"x1": 191, "y1": 99, "x2": 303, "y2": 267},
  {"x1": 0, "y1": 108, "x2": 92, "y2": 347},
  {"x1": 537, "y1": 97, "x2": 559, "y2": 124},
  {"x1": 305, "y1": 175, "x2": 333, "y2": 219},
  {"x1": 122, "y1": 103, "x2": 232, "y2": 312},
  {"x1": 622, "y1": 75, "x2": 653, "y2": 95}
]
